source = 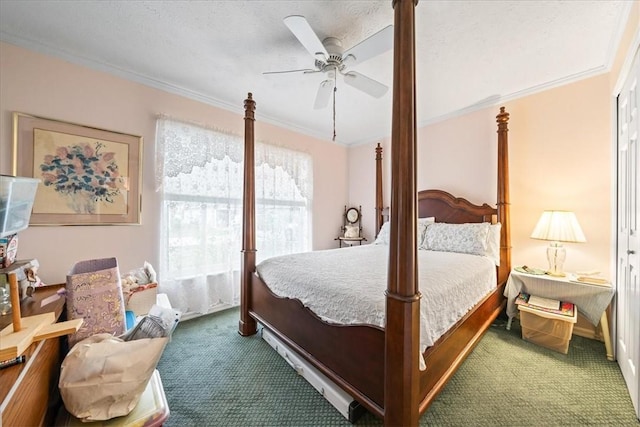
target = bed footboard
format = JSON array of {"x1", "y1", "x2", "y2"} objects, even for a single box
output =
[
  {"x1": 250, "y1": 271, "x2": 506, "y2": 420},
  {"x1": 249, "y1": 273, "x2": 386, "y2": 417},
  {"x1": 419, "y1": 281, "x2": 506, "y2": 412}
]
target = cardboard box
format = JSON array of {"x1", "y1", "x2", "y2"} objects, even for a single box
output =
[
  {"x1": 125, "y1": 284, "x2": 158, "y2": 316},
  {"x1": 518, "y1": 303, "x2": 577, "y2": 354}
]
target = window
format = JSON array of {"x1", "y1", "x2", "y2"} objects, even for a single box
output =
[{"x1": 156, "y1": 118, "x2": 312, "y2": 317}]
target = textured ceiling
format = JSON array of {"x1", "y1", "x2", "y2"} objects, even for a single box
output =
[{"x1": 0, "y1": 1, "x2": 632, "y2": 145}]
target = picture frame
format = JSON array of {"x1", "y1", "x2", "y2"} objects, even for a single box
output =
[{"x1": 12, "y1": 112, "x2": 143, "y2": 225}]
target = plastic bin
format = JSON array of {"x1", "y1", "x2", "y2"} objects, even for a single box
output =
[
  {"x1": 518, "y1": 303, "x2": 577, "y2": 354},
  {"x1": 0, "y1": 176, "x2": 40, "y2": 238}
]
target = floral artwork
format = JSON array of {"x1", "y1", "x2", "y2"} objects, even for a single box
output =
[
  {"x1": 40, "y1": 141, "x2": 125, "y2": 214},
  {"x1": 32, "y1": 128, "x2": 129, "y2": 216},
  {"x1": 14, "y1": 112, "x2": 141, "y2": 225}
]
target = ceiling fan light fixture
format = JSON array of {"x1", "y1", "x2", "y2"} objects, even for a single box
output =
[{"x1": 271, "y1": 15, "x2": 394, "y2": 140}]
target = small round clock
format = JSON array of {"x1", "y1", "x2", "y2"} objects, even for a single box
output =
[{"x1": 346, "y1": 207, "x2": 360, "y2": 224}]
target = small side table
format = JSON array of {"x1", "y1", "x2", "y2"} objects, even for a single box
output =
[
  {"x1": 335, "y1": 237, "x2": 367, "y2": 248},
  {"x1": 504, "y1": 269, "x2": 615, "y2": 360}
]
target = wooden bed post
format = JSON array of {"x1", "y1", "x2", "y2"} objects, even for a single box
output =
[
  {"x1": 239, "y1": 92, "x2": 258, "y2": 337},
  {"x1": 496, "y1": 107, "x2": 511, "y2": 284},
  {"x1": 385, "y1": 0, "x2": 420, "y2": 426},
  {"x1": 375, "y1": 142, "x2": 384, "y2": 236}
]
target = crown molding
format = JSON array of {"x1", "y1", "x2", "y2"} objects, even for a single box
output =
[
  {"x1": 0, "y1": 25, "x2": 620, "y2": 148},
  {"x1": 0, "y1": 32, "x2": 344, "y2": 145}
]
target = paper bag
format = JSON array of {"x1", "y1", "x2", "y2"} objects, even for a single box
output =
[{"x1": 59, "y1": 333, "x2": 168, "y2": 421}]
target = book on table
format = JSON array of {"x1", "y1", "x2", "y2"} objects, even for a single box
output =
[{"x1": 515, "y1": 292, "x2": 575, "y2": 317}]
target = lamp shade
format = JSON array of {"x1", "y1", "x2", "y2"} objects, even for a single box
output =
[{"x1": 530, "y1": 211, "x2": 586, "y2": 243}]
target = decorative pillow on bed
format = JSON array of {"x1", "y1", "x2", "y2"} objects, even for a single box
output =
[
  {"x1": 421, "y1": 222, "x2": 490, "y2": 256},
  {"x1": 374, "y1": 222, "x2": 390, "y2": 244},
  {"x1": 486, "y1": 223, "x2": 502, "y2": 266},
  {"x1": 417, "y1": 217, "x2": 436, "y2": 247},
  {"x1": 344, "y1": 225, "x2": 360, "y2": 238},
  {"x1": 374, "y1": 217, "x2": 435, "y2": 245}
]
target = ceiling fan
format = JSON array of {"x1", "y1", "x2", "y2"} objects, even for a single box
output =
[{"x1": 265, "y1": 15, "x2": 394, "y2": 111}]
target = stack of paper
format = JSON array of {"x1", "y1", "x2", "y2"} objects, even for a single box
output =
[{"x1": 527, "y1": 295, "x2": 560, "y2": 310}]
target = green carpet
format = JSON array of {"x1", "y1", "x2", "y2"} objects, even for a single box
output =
[{"x1": 157, "y1": 308, "x2": 639, "y2": 426}]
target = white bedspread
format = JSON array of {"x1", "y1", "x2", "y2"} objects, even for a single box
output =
[{"x1": 256, "y1": 244, "x2": 496, "y2": 367}]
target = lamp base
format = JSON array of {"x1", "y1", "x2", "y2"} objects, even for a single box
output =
[{"x1": 546, "y1": 242, "x2": 566, "y2": 277}]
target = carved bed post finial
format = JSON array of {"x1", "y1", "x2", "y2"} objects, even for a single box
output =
[
  {"x1": 239, "y1": 92, "x2": 258, "y2": 336},
  {"x1": 244, "y1": 92, "x2": 255, "y2": 119},
  {"x1": 375, "y1": 142, "x2": 384, "y2": 235},
  {"x1": 496, "y1": 106, "x2": 511, "y2": 284}
]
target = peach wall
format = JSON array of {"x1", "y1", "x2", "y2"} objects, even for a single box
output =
[
  {"x1": 350, "y1": 75, "x2": 612, "y2": 276},
  {"x1": 350, "y1": 107, "x2": 502, "y2": 244},
  {"x1": 506, "y1": 74, "x2": 612, "y2": 275},
  {"x1": 347, "y1": 141, "x2": 380, "y2": 242},
  {"x1": 0, "y1": 42, "x2": 348, "y2": 284}
]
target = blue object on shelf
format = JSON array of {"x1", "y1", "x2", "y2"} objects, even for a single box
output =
[{"x1": 125, "y1": 310, "x2": 136, "y2": 330}]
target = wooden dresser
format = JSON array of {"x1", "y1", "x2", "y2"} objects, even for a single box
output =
[{"x1": 0, "y1": 285, "x2": 66, "y2": 427}]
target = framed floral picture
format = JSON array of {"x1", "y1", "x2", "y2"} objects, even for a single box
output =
[{"x1": 12, "y1": 113, "x2": 143, "y2": 225}]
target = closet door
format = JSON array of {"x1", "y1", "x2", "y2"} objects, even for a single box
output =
[{"x1": 617, "y1": 46, "x2": 639, "y2": 420}]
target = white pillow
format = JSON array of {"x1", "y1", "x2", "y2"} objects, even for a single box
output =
[
  {"x1": 421, "y1": 222, "x2": 490, "y2": 256},
  {"x1": 486, "y1": 223, "x2": 501, "y2": 266},
  {"x1": 374, "y1": 222, "x2": 390, "y2": 245},
  {"x1": 374, "y1": 217, "x2": 435, "y2": 246},
  {"x1": 417, "y1": 217, "x2": 436, "y2": 248}
]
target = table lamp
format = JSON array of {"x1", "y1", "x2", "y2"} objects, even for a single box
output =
[{"x1": 530, "y1": 210, "x2": 586, "y2": 276}]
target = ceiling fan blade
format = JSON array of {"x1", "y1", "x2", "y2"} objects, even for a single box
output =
[
  {"x1": 263, "y1": 68, "x2": 317, "y2": 75},
  {"x1": 284, "y1": 15, "x2": 329, "y2": 58},
  {"x1": 343, "y1": 71, "x2": 388, "y2": 98},
  {"x1": 343, "y1": 25, "x2": 393, "y2": 66},
  {"x1": 314, "y1": 80, "x2": 333, "y2": 110}
]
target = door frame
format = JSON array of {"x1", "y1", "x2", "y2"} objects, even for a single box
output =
[
  {"x1": 610, "y1": 29, "x2": 640, "y2": 358},
  {"x1": 610, "y1": 28, "x2": 639, "y2": 420}
]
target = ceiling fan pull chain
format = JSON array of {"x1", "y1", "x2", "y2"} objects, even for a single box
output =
[{"x1": 332, "y1": 79, "x2": 337, "y2": 141}]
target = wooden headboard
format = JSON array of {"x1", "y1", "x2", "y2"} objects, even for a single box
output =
[{"x1": 418, "y1": 189, "x2": 497, "y2": 224}]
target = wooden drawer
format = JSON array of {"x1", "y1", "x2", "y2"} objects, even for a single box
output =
[
  {"x1": 262, "y1": 328, "x2": 364, "y2": 422},
  {"x1": 0, "y1": 284, "x2": 66, "y2": 427},
  {"x1": 1, "y1": 337, "x2": 61, "y2": 426}
]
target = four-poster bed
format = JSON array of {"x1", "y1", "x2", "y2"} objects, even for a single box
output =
[{"x1": 239, "y1": 1, "x2": 511, "y2": 425}]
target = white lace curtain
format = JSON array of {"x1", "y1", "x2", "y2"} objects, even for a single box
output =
[{"x1": 156, "y1": 118, "x2": 312, "y2": 318}]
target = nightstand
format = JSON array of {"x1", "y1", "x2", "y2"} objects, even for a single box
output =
[
  {"x1": 335, "y1": 206, "x2": 367, "y2": 248},
  {"x1": 504, "y1": 269, "x2": 615, "y2": 360}
]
